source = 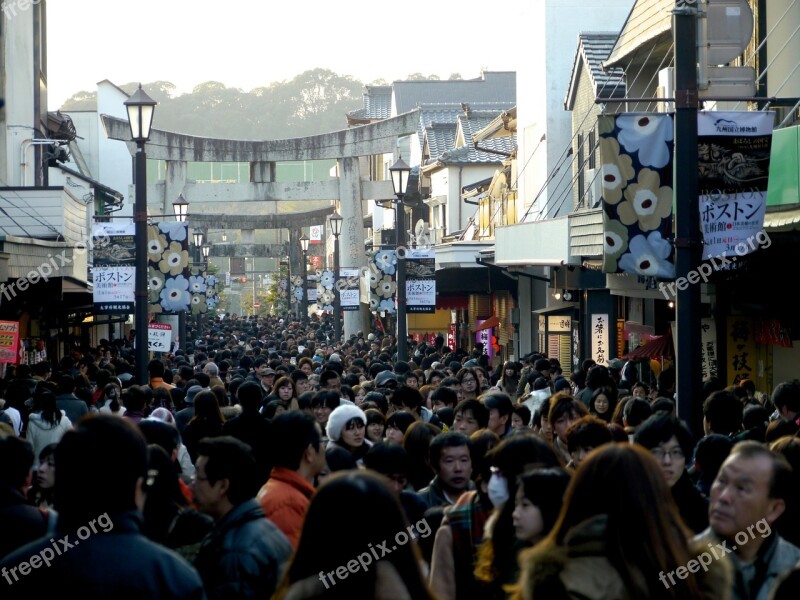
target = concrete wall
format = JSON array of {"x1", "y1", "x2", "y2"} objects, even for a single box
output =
[
  {"x1": 516, "y1": 0, "x2": 632, "y2": 221},
  {"x1": 767, "y1": 0, "x2": 800, "y2": 101},
  {"x1": 429, "y1": 164, "x2": 498, "y2": 233},
  {"x1": 0, "y1": 188, "x2": 89, "y2": 244},
  {"x1": 2, "y1": 5, "x2": 36, "y2": 187}
]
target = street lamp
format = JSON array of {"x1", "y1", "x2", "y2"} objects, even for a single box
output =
[
  {"x1": 300, "y1": 233, "x2": 310, "y2": 324},
  {"x1": 328, "y1": 211, "x2": 343, "y2": 343},
  {"x1": 389, "y1": 156, "x2": 411, "y2": 362},
  {"x1": 192, "y1": 230, "x2": 204, "y2": 249},
  {"x1": 125, "y1": 83, "x2": 157, "y2": 386},
  {"x1": 173, "y1": 193, "x2": 189, "y2": 223},
  {"x1": 171, "y1": 193, "x2": 190, "y2": 353}
]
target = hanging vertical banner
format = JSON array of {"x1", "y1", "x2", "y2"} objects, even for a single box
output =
[
  {"x1": 92, "y1": 222, "x2": 136, "y2": 314},
  {"x1": 405, "y1": 249, "x2": 436, "y2": 313},
  {"x1": 290, "y1": 275, "x2": 303, "y2": 305},
  {"x1": 591, "y1": 314, "x2": 609, "y2": 366},
  {"x1": 727, "y1": 315, "x2": 756, "y2": 385},
  {"x1": 340, "y1": 267, "x2": 360, "y2": 311},
  {"x1": 700, "y1": 317, "x2": 718, "y2": 379},
  {"x1": 368, "y1": 249, "x2": 396, "y2": 314},
  {"x1": 599, "y1": 113, "x2": 676, "y2": 278},
  {"x1": 698, "y1": 111, "x2": 773, "y2": 260},
  {"x1": 0, "y1": 320, "x2": 20, "y2": 364},
  {"x1": 316, "y1": 270, "x2": 334, "y2": 313},
  {"x1": 309, "y1": 225, "x2": 323, "y2": 244},
  {"x1": 475, "y1": 319, "x2": 494, "y2": 362},
  {"x1": 572, "y1": 320, "x2": 581, "y2": 375},
  {"x1": 147, "y1": 222, "x2": 190, "y2": 315}
]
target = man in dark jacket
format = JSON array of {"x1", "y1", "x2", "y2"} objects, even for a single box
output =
[
  {"x1": 221, "y1": 382, "x2": 272, "y2": 485},
  {"x1": 0, "y1": 436, "x2": 52, "y2": 560},
  {"x1": 55, "y1": 373, "x2": 89, "y2": 424},
  {"x1": 0, "y1": 416, "x2": 205, "y2": 599},
  {"x1": 193, "y1": 436, "x2": 292, "y2": 600}
]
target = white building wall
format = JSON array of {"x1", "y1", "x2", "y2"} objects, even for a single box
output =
[
  {"x1": 96, "y1": 81, "x2": 134, "y2": 216},
  {"x1": 2, "y1": 7, "x2": 36, "y2": 187},
  {"x1": 429, "y1": 164, "x2": 499, "y2": 234},
  {"x1": 516, "y1": 0, "x2": 632, "y2": 222},
  {"x1": 767, "y1": 0, "x2": 800, "y2": 101}
]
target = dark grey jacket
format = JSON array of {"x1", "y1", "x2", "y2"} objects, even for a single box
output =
[{"x1": 193, "y1": 499, "x2": 292, "y2": 600}]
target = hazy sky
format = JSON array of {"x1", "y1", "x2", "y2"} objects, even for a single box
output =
[{"x1": 47, "y1": 0, "x2": 528, "y2": 109}]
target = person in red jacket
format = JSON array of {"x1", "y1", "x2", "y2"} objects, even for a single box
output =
[{"x1": 256, "y1": 411, "x2": 325, "y2": 547}]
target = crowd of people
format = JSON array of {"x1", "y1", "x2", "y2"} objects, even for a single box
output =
[{"x1": 1, "y1": 311, "x2": 799, "y2": 599}]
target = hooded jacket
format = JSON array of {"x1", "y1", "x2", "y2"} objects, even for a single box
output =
[{"x1": 25, "y1": 411, "x2": 72, "y2": 462}]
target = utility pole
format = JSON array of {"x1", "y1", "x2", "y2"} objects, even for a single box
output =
[{"x1": 673, "y1": 0, "x2": 703, "y2": 436}]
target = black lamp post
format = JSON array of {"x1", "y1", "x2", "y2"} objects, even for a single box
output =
[
  {"x1": 389, "y1": 156, "x2": 411, "y2": 362},
  {"x1": 172, "y1": 194, "x2": 189, "y2": 352},
  {"x1": 328, "y1": 211, "x2": 343, "y2": 344},
  {"x1": 300, "y1": 233, "x2": 309, "y2": 324},
  {"x1": 125, "y1": 84, "x2": 157, "y2": 385},
  {"x1": 173, "y1": 193, "x2": 189, "y2": 223}
]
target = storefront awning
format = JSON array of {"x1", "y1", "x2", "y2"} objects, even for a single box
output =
[{"x1": 472, "y1": 315, "x2": 500, "y2": 332}]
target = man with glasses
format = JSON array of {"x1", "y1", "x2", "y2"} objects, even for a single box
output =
[
  {"x1": 635, "y1": 413, "x2": 708, "y2": 533},
  {"x1": 458, "y1": 369, "x2": 479, "y2": 401},
  {"x1": 193, "y1": 437, "x2": 292, "y2": 599}
]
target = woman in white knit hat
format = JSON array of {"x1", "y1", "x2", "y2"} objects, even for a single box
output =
[{"x1": 325, "y1": 404, "x2": 372, "y2": 467}]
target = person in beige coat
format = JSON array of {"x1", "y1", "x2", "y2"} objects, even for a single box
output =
[{"x1": 512, "y1": 444, "x2": 731, "y2": 600}]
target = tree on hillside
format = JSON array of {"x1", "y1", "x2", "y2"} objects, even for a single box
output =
[{"x1": 59, "y1": 70, "x2": 365, "y2": 139}]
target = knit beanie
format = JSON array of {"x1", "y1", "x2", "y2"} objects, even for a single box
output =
[{"x1": 325, "y1": 404, "x2": 367, "y2": 442}]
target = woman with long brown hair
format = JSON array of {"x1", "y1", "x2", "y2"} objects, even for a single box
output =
[
  {"x1": 270, "y1": 375, "x2": 299, "y2": 411},
  {"x1": 181, "y1": 390, "x2": 224, "y2": 464},
  {"x1": 513, "y1": 443, "x2": 730, "y2": 600},
  {"x1": 272, "y1": 470, "x2": 437, "y2": 599}
]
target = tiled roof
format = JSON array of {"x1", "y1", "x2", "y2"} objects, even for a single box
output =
[
  {"x1": 347, "y1": 85, "x2": 392, "y2": 120},
  {"x1": 424, "y1": 122, "x2": 458, "y2": 159},
  {"x1": 418, "y1": 103, "x2": 515, "y2": 157},
  {"x1": 392, "y1": 72, "x2": 516, "y2": 115},
  {"x1": 424, "y1": 111, "x2": 517, "y2": 167},
  {"x1": 565, "y1": 32, "x2": 627, "y2": 109},
  {"x1": 364, "y1": 86, "x2": 392, "y2": 119},
  {"x1": 581, "y1": 33, "x2": 626, "y2": 96}
]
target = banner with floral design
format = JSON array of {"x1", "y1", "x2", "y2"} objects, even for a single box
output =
[
  {"x1": 368, "y1": 249, "x2": 397, "y2": 314},
  {"x1": 147, "y1": 222, "x2": 190, "y2": 314},
  {"x1": 316, "y1": 270, "x2": 335, "y2": 313},
  {"x1": 185, "y1": 267, "x2": 219, "y2": 315},
  {"x1": 290, "y1": 275, "x2": 303, "y2": 305},
  {"x1": 599, "y1": 113, "x2": 676, "y2": 279}
]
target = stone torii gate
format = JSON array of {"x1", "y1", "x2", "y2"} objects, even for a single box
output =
[{"x1": 101, "y1": 111, "x2": 419, "y2": 339}]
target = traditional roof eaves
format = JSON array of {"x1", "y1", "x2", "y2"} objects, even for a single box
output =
[{"x1": 603, "y1": 0, "x2": 673, "y2": 69}]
